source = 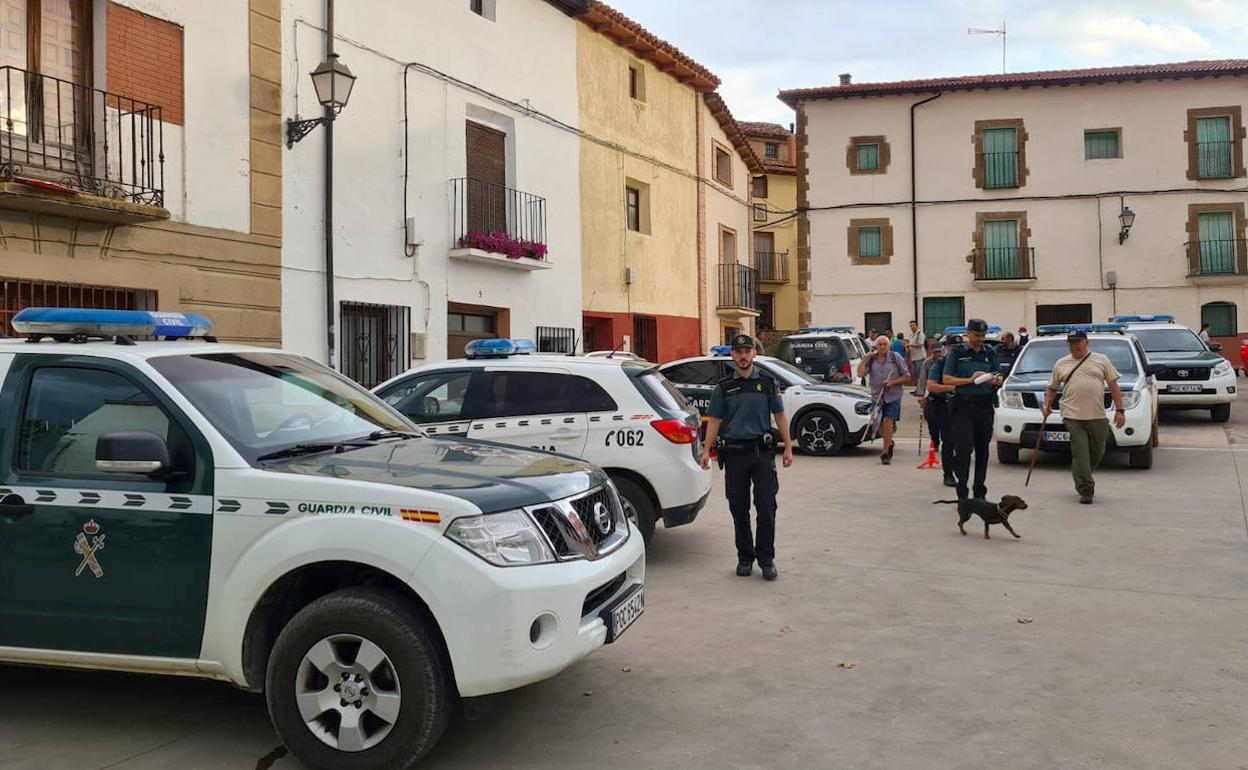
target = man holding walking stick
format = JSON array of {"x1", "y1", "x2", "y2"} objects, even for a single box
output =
[{"x1": 1042, "y1": 329, "x2": 1126, "y2": 505}]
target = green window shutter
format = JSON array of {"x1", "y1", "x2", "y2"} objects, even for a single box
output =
[
  {"x1": 858, "y1": 227, "x2": 882, "y2": 257},
  {"x1": 923, "y1": 297, "x2": 965, "y2": 336},
  {"x1": 982, "y1": 127, "x2": 1017, "y2": 188},
  {"x1": 1196, "y1": 116, "x2": 1232, "y2": 178},
  {"x1": 1084, "y1": 130, "x2": 1119, "y2": 159},
  {"x1": 1201, "y1": 302, "x2": 1237, "y2": 337},
  {"x1": 1199, "y1": 211, "x2": 1235, "y2": 274},
  {"x1": 857, "y1": 143, "x2": 879, "y2": 171},
  {"x1": 982, "y1": 219, "x2": 1020, "y2": 279}
]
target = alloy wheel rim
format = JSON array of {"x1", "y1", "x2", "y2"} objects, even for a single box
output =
[
  {"x1": 800, "y1": 415, "x2": 836, "y2": 452},
  {"x1": 295, "y1": 633, "x2": 402, "y2": 752}
]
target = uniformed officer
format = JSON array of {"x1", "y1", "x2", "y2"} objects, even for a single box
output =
[
  {"x1": 918, "y1": 335, "x2": 959, "y2": 487},
  {"x1": 940, "y1": 319, "x2": 1004, "y2": 501},
  {"x1": 700, "y1": 334, "x2": 794, "y2": 580}
]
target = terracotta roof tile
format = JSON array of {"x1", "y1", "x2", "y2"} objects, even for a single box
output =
[
  {"x1": 577, "y1": 1, "x2": 719, "y2": 92},
  {"x1": 704, "y1": 92, "x2": 763, "y2": 176},
  {"x1": 739, "y1": 121, "x2": 791, "y2": 138},
  {"x1": 779, "y1": 59, "x2": 1248, "y2": 105}
]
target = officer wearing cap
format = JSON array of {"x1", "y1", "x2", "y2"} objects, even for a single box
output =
[
  {"x1": 940, "y1": 319, "x2": 1004, "y2": 500},
  {"x1": 919, "y1": 335, "x2": 960, "y2": 487},
  {"x1": 700, "y1": 334, "x2": 794, "y2": 581}
]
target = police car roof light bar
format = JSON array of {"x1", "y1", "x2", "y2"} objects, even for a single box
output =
[
  {"x1": 1110, "y1": 314, "x2": 1175, "y2": 323},
  {"x1": 798, "y1": 326, "x2": 856, "y2": 334},
  {"x1": 12, "y1": 308, "x2": 215, "y2": 341},
  {"x1": 710, "y1": 345, "x2": 733, "y2": 356},
  {"x1": 1036, "y1": 323, "x2": 1126, "y2": 336},
  {"x1": 464, "y1": 338, "x2": 537, "y2": 359},
  {"x1": 943, "y1": 324, "x2": 1002, "y2": 335}
]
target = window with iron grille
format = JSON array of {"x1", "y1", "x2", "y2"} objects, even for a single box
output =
[
  {"x1": 765, "y1": 143, "x2": 779, "y2": 159},
  {"x1": 1196, "y1": 115, "x2": 1233, "y2": 179},
  {"x1": 1, "y1": 276, "x2": 157, "y2": 337},
  {"x1": 340, "y1": 301, "x2": 411, "y2": 389},
  {"x1": 632, "y1": 315, "x2": 657, "y2": 362},
  {"x1": 982, "y1": 127, "x2": 1018, "y2": 188},
  {"x1": 1202, "y1": 302, "x2": 1237, "y2": 337},
  {"x1": 753, "y1": 203, "x2": 768, "y2": 222},
  {"x1": 536, "y1": 325, "x2": 576, "y2": 354}
]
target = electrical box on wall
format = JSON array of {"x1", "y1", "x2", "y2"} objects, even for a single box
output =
[
  {"x1": 410, "y1": 332, "x2": 427, "y2": 360},
  {"x1": 1106, "y1": 271, "x2": 1118, "y2": 287},
  {"x1": 624, "y1": 267, "x2": 636, "y2": 285},
  {"x1": 621, "y1": 334, "x2": 632, "y2": 352}
]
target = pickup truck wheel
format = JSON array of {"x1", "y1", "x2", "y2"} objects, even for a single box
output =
[
  {"x1": 1129, "y1": 442, "x2": 1154, "y2": 469},
  {"x1": 997, "y1": 442, "x2": 1020, "y2": 465},
  {"x1": 1211, "y1": 403, "x2": 1231, "y2": 423},
  {"x1": 795, "y1": 410, "x2": 845, "y2": 456},
  {"x1": 266, "y1": 587, "x2": 451, "y2": 770},
  {"x1": 612, "y1": 476, "x2": 656, "y2": 543}
]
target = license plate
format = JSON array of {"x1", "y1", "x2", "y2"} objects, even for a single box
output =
[
  {"x1": 601, "y1": 584, "x2": 644, "y2": 643},
  {"x1": 1168, "y1": 384, "x2": 1203, "y2": 393},
  {"x1": 1043, "y1": 431, "x2": 1070, "y2": 442}
]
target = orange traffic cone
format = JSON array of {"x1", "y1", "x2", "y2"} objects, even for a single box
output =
[{"x1": 917, "y1": 439, "x2": 941, "y2": 469}]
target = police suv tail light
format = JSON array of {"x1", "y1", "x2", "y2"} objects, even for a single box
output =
[
  {"x1": 999, "y1": 391, "x2": 1025, "y2": 410},
  {"x1": 651, "y1": 418, "x2": 697, "y2": 444},
  {"x1": 1120, "y1": 391, "x2": 1142, "y2": 410},
  {"x1": 445, "y1": 511, "x2": 555, "y2": 566}
]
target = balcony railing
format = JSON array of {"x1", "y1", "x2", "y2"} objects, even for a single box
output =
[
  {"x1": 1186, "y1": 240, "x2": 1248, "y2": 276},
  {"x1": 0, "y1": 66, "x2": 164, "y2": 206},
  {"x1": 1197, "y1": 140, "x2": 1234, "y2": 179},
  {"x1": 979, "y1": 150, "x2": 1019, "y2": 189},
  {"x1": 718, "y1": 262, "x2": 759, "y2": 311},
  {"x1": 754, "y1": 250, "x2": 789, "y2": 283},
  {"x1": 973, "y1": 247, "x2": 1036, "y2": 280},
  {"x1": 451, "y1": 177, "x2": 547, "y2": 254}
]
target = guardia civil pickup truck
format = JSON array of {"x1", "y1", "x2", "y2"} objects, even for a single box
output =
[{"x1": 0, "y1": 308, "x2": 645, "y2": 770}]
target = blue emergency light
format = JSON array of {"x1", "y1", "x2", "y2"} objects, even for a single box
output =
[
  {"x1": 1110, "y1": 314, "x2": 1174, "y2": 323},
  {"x1": 943, "y1": 324, "x2": 1002, "y2": 335},
  {"x1": 1036, "y1": 323, "x2": 1126, "y2": 336},
  {"x1": 798, "y1": 326, "x2": 856, "y2": 334},
  {"x1": 710, "y1": 345, "x2": 733, "y2": 356},
  {"x1": 12, "y1": 307, "x2": 214, "y2": 338},
  {"x1": 464, "y1": 338, "x2": 537, "y2": 359}
]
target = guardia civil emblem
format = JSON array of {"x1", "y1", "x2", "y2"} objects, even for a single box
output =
[{"x1": 74, "y1": 519, "x2": 106, "y2": 578}]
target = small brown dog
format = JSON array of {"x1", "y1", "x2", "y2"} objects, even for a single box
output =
[{"x1": 933, "y1": 495, "x2": 1028, "y2": 539}]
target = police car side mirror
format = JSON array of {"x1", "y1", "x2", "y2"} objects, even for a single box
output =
[
  {"x1": 1209, "y1": 342, "x2": 1224, "y2": 353},
  {"x1": 96, "y1": 431, "x2": 171, "y2": 475},
  {"x1": 1145, "y1": 363, "x2": 1167, "y2": 378}
]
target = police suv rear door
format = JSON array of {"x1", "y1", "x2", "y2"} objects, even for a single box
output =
[
  {"x1": 467, "y1": 367, "x2": 589, "y2": 456},
  {"x1": 659, "y1": 360, "x2": 724, "y2": 415}
]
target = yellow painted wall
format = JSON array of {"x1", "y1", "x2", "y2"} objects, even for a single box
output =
[
  {"x1": 754, "y1": 171, "x2": 800, "y2": 330},
  {"x1": 576, "y1": 23, "x2": 699, "y2": 319}
]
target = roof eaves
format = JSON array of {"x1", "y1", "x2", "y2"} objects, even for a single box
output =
[
  {"x1": 704, "y1": 91, "x2": 764, "y2": 176},
  {"x1": 542, "y1": 0, "x2": 593, "y2": 15},
  {"x1": 576, "y1": 1, "x2": 720, "y2": 92}
]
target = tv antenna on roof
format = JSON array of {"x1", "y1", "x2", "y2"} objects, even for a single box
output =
[{"x1": 968, "y1": 20, "x2": 1006, "y2": 74}]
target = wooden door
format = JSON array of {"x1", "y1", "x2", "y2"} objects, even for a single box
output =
[{"x1": 465, "y1": 121, "x2": 507, "y2": 234}]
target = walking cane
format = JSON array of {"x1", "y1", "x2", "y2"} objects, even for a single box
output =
[{"x1": 1025, "y1": 410, "x2": 1048, "y2": 487}]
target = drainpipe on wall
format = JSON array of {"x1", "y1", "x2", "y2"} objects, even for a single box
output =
[
  {"x1": 695, "y1": 94, "x2": 707, "y2": 353},
  {"x1": 323, "y1": 0, "x2": 337, "y2": 368},
  {"x1": 909, "y1": 92, "x2": 941, "y2": 324}
]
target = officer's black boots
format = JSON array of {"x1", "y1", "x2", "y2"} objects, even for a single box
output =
[
  {"x1": 736, "y1": 562, "x2": 753, "y2": 577},
  {"x1": 761, "y1": 563, "x2": 778, "y2": 580}
]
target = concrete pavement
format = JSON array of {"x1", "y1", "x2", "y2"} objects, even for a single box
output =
[{"x1": 5, "y1": 397, "x2": 1248, "y2": 770}]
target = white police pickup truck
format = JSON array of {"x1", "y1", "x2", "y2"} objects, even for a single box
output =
[
  {"x1": 0, "y1": 309, "x2": 645, "y2": 770},
  {"x1": 1112, "y1": 314, "x2": 1237, "y2": 422},
  {"x1": 374, "y1": 339, "x2": 710, "y2": 543},
  {"x1": 659, "y1": 347, "x2": 873, "y2": 456}
]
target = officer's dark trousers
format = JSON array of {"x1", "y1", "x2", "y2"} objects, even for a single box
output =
[
  {"x1": 723, "y1": 448, "x2": 777, "y2": 565},
  {"x1": 924, "y1": 397, "x2": 954, "y2": 470},
  {"x1": 950, "y1": 397, "x2": 994, "y2": 500}
]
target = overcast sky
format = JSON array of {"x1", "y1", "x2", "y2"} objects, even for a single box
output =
[{"x1": 609, "y1": 0, "x2": 1248, "y2": 127}]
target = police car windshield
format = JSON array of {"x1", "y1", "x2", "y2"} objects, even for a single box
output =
[
  {"x1": 763, "y1": 359, "x2": 821, "y2": 385},
  {"x1": 1130, "y1": 328, "x2": 1206, "y2": 353},
  {"x1": 1012, "y1": 339, "x2": 1139, "y2": 375},
  {"x1": 149, "y1": 352, "x2": 414, "y2": 463}
]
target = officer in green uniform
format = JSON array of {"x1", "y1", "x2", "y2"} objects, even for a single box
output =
[
  {"x1": 700, "y1": 335, "x2": 794, "y2": 580},
  {"x1": 940, "y1": 319, "x2": 1004, "y2": 500}
]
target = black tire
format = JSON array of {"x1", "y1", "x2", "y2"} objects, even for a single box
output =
[
  {"x1": 1151, "y1": 417, "x2": 1160, "y2": 447},
  {"x1": 612, "y1": 475, "x2": 656, "y2": 543},
  {"x1": 794, "y1": 409, "x2": 846, "y2": 456},
  {"x1": 997, "y1": 442, "x2": 1020, "y2": 465},
  {"x1": 266, "y1": 587, "x2": 452, "y2": 770},
  {"x1": 1211, "y1": 403, "x2": 1231, "y2": 423},
  {"x1": 1129, "y1": 441, "x2": 1153, "y2": 469}
]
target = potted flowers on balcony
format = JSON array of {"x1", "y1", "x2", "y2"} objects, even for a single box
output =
[{"x1": 459, "y1": 231, "x2": 548, "y2": 262}]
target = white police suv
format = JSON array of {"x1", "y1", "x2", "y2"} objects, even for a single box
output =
[
  {"x1": 773, "y1": 326, "x2": 866, "y2": 383},
  {"x1": 994, "y1": 323, "x2": 1163, "y2": 469},
  {"x1": 1111, "y1": 314, "x2": 1236, "y2": 423},
  {"x1": 0, "y1": 310, "x2": 645, "y2": 770},
  {"x1": 658, "y1": 347, "x2": 873, "y2": 456},
  {"x1": 374, "y1": 339, "x2": 709, "y2": 543}
]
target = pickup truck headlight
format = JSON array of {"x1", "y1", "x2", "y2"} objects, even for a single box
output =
[
  {"x1": 1120, "y1": 390, "x2": 1141, "y2": 410},
  {"x1": 1213, "y1": 360, "x2": 1233, "y2": 378},
  {"x1": 446, "y1": 510, "x2": 555, "y2": 566},
  {"x1": 999, "y1": 390, "x2": 1024, "y2": 409}
]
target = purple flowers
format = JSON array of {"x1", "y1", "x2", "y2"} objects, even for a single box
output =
[{"x1": 459, "y1": 231, "x2": 548, "y2": 261}]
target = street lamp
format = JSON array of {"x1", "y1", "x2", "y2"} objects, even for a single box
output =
[
  {"x1": 1118, "y1": 205, "x2": 1136, "y2": 245},
  {"x1": 286, "y1": 53, "x2": 356, "y2": 148}
]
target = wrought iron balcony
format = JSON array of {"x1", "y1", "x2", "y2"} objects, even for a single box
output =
[
  {"x1": 973, "y1": 247, "x2": 1036, "y2": 280},
  {"x1": 1186, "y1": 239, "x2": 1248, "y2": 276},
  {"x1": 1196, "y1": 140, "x2": 1234, "y2": 179},
  {"x1": 451, "y1": 177, "x2": 547, "y2": 256},
  {"x1": 0, "y1": 66, "x2": 164, "y2": 206},
  {"x1": 718, "y1": 262, "x2": 759, "y2": 311},
  {"x1": 978, "y1": 150, "x2": 1019, "y2": 189},
  {"x1": 754, "y1": 250, "x2": 790, "y2": 283}
]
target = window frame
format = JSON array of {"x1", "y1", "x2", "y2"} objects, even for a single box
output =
[
  {"x1": 718, "y1": 224, "x2": 738, "y2": 263},
  {"x1": 753, "y1": 203, "x2": 768, "y2": 223},
  {"x1": 1201, "y1": 302, "x2": 1238, "y2": 337},
  {"x1": 472, "y1": 370, "x2": 585, "y2": 419},
  {"x1": 627, "y1": 61, "x2": 645, "y2": 102},
  {"x1": 922, "y1": 297, "x2": 965, "y2": 338},
  {"x1": 1186, "y1": 106, "x2": 1245, "y2": 181},
  {"x1": 1084, "y1": 128, "x2": 1122, "y2": 160},
  {"x1": 751, "y1": 175, "x2": 768, "y2": 198},
  {"x1": 846, "y1": 135, "x2": 890, "y2": 175},
  {"x1": 857, "y1": 226, "x2": 882, "y2": 258},
  {"x1": 713, "y1": 141, "x2": 734, "y2": 187},
  {"x1": 974, "y1": 210, "x2": 1032, "y2": 280},
  {"x1": 625, "y1": 185, "x2": 641, "y2": 232},
  {"x1": 856, "y1": 143, "x2": 880, "y2": 171},
  {"x1": 1186, "y1": 202, "x2": 1247, "y2": 276},
  {"x1": 379, "y1": 369, "x2": 477, "y2": 425},
  {"x1": 973, "y1": 118, "x2": 1028, "y2": 190},
  {"x1": 847, "y1": 218, "x2": 893, "y2": 264}
]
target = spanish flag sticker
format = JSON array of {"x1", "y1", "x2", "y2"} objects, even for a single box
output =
[{"x1": 400, "y1": 509, "x2": 441, "y2": 524}]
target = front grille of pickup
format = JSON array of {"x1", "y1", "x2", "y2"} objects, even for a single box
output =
[
  {"x1": 582, "y1": 572, "x2": 626, "y2": 617},
  {"x1": 1162, "y1": 366, "x2": 1210, "y2": 381},
  {"x1": 570, "y1": 487, "x2": 615, "y2": 546},
  {"x1": 531, "y1": 507, "x2": 573, "y2": 556}
]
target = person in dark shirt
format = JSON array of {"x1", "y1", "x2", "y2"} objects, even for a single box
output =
[
  {"x1": 941, "y1": 319, "x2": 1004, "y2": 500},
  {"x1": 997, "y1": 331, "x2": 1022, "y2": 368}
]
